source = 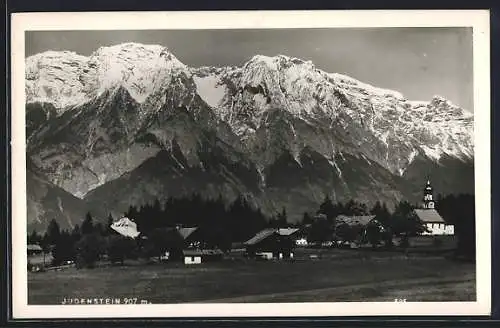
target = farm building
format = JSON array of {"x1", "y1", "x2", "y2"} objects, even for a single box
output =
[
  {"x1": 157, "y1": 226, "x2": 200, "y2": 261},
  {"x1": 244, "y1": 228, "x2": 300, "y2": 260},
  {"x1": 414, "y1": 180, "x2": 454, "y2": 236},
  {"x1": 27, "y1": 244, "x2": 43, "y2": 256},
  {"x1": 183, "y1": 249, "x2": 224, "y2": 265}
]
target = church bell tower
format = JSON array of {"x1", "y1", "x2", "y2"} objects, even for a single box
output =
[{"x1": 423, "y1": 180, "x2": 435, "y2": 209}]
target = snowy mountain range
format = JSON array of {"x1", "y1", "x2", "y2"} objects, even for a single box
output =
[{"x1": 25, "y1": 42, "x2": 474, "y2": 230}]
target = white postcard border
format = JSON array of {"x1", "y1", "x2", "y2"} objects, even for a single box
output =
[{"x1": 10, "y1": 10, "x2": 491, "y2": 318}]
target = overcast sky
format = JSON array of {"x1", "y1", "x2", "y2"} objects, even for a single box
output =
[{"x1": 26, "y1": 28, "x2": 473, "y2": 111}]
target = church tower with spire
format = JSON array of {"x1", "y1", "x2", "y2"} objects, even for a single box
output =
[
  {"x1": 422, "y1": 180, "x2": 435, "y2": 209},
  {"x1": 414, "y1": 179, "x2": 454, "y2": 236}
]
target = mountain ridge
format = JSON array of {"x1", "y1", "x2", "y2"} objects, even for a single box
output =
[{"x1": 25, "y1": 42, "x2": 474, "y2": 228}]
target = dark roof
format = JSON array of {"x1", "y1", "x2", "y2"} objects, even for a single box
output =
[
  {"x1": 414, "y1": 209, "x2": 446, "y2": 223},
  {"x1": 183, "y1": 249, "x2": 224, "y2": 256},
  {"x1": 244, "y1": 228, "x2": 276, "y2": 245},
  {"x1": 244, "y1": 228, "x2": 301, "y2": 245},
  {"x1": 335, "y1": 215, "x2": 377, "y2": 227},
  {"x1": 160, "y1": 227, "x2": 198, "y2": 240},
  {"x1": 27, "y1": 244, "x2": 43, "y2": 251}
]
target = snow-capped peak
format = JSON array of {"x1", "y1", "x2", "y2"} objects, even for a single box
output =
[
  {"x1": 26, "y1": 42, "x2": 189, "y2": 112},
  {"x1": 84, "y1": 42, "x2": 188, "y2": 103},
  {"x1": 26, "y1": 51, "x2": 90, "y2": 111},
  {"x1": 190, "y1": 51, "x2": 474, "y2": 175},
  {"x1": 26, "y1": 43, "x2": 473, "y2": 176}
]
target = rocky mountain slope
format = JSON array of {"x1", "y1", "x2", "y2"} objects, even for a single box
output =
[
  {"x1": 25, "y1": 43, "x2": 474, "y2": 229},
  {"x1": 26, "y1": 158, "x2": 92, "y2": 232}
]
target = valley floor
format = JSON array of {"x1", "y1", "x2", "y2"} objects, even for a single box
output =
[{"x1": 28, "y1": 248, "x2": 475, "y2": 305}]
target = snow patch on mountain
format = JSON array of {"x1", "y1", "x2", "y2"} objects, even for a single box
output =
[
  {"x1": 26, "y1": 43, "x2": 189, "y2": 112},
  {"x1": 420, "y1": 145, "x2": 442, "y2": 161},
  {"x1": 192, "y1": 75, "x2": 226, "y2": 107},
  {"x1": 26, "y1": 51, "x2": 90, "y2": 112},
  {"x1": 329, "y1": 73, "x2": 406, "y2": 100},
  {"x1": 84, "y1": 43, "x2": 188, "y2": 103}
]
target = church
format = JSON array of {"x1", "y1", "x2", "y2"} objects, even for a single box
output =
[{"x1": 413, "y1": 180, "x2": 454, "y2": 235}]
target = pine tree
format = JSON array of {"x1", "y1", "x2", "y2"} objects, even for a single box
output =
[
  {"x1": 71, "y1": 224, "x2": 81, "y2": 243},
  {"x1": 302, "y1": 212, "x2": 312, "y2": 225},
  {"x1": 28, "y1": 229, "x2": 41, "y2": 244},
  {"x1": 81, "y1": 212, "x2": 94, "y2": 235},
  {"x1": 318, "y1": 195, "x2": 335, "y2": 219},
  {"x1": 277, "y1": 207, "x2": 288, "y2": 227},
  {"x1": 45, "y1": 219, "x2": 61, "y2": 246},
  {"x1": 105, "y1": 213, "x2": 114, "y2": 236}
]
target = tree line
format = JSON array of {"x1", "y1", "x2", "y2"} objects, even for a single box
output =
[
  {"x1": 27, "y1": 194, "x2": 286, "y2": 268},
  {"x1": 302, "y1": 194, "x2": 475, "y2": 259},
  {"x1": 27, "y1": 192, "x2": 476, "y2": 268}
]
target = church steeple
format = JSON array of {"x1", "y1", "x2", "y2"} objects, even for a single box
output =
[{"x1": 423, "y1": 180, "x2": 435, "y2": 209}]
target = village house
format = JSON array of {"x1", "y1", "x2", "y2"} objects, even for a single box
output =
[
  {"x1": 413, "y1": 180, "x2": 454, "y2": 236},
  {"x1": 27, "y1": 244, "x2": 52, "y2": 272},
  {"x1": 159, "y1": 226, "x2": 199, "y2": 261},
  {"x1": 157, "y1": 226, "x2": 225, "y2": 264},
  {"x1": 27, "y1": 244, "x2": 43, "y2": 256},
  {"x1": 244, "y1": 228, "x2": 300, "y2": 260}
]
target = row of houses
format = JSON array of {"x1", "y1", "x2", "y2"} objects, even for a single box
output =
[{"x1": 28, "y1": 180, "x2": 455, "y2": 265}]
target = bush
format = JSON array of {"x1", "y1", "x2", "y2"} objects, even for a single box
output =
[
  {"x1": 107, "y1": 235, "x2": 136, "y2": 265},
  {"x1": 52, "y1": 231, "x2": 76, "y2": 266},
  {"x1": 75, "y1": 233, "x2": 105, "y2": 269}
]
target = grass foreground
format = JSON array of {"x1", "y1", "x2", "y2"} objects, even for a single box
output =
[{"x1": 28, "y1": 248, "x2": 475, "y2": 304}]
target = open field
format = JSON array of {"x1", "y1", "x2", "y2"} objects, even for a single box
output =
[{"x1": 28, "y1": 248, "x2": 475, "y2": 304}]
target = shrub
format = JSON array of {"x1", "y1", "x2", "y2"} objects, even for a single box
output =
[
  {"x1": 107, "y1": 235, "x2": 136, "y2": 265},
  {"x1": 75, "y1": 233, "x2": 105, "y2": 269}
]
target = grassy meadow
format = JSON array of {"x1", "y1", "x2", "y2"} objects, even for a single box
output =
[{"x1": 28, "y1": 248, "x2": 475, "y2": 304}]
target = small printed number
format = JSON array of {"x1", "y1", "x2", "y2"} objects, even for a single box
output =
[
  {"x1": 124, "y1": 298, "x2": 138, "y2": 304},
  {"x1": 394, "y1": 298, "x2": 407, "y2": 302}
]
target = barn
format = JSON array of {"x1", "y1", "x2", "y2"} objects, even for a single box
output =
[{"x1": 244, "y1": 228, "x2": 299, "y2": 260}]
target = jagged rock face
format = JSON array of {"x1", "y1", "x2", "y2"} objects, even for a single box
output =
[
  {"x1": 192, "y1": 55, "x2": 473, "y2": 177},
  {"x1": 26, "y1": 159, "x2": 95, "y2": 232},
  {"x1": 26, "y1": 43, "x2": 474, "y2": 225},
  {"x1": 26, "y1": 102, "x2": 58, "y2": 139}
]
